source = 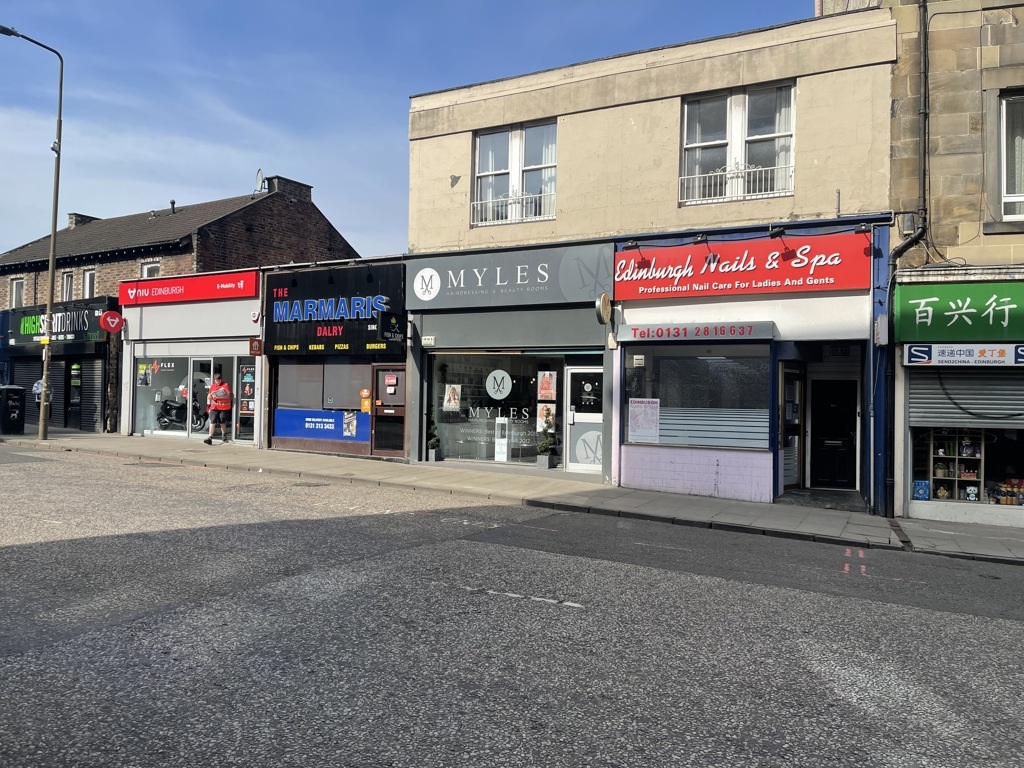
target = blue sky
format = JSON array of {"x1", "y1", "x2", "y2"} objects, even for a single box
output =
[{"x1": 1, "y1": 1, "x2": 810, "y2": 258}]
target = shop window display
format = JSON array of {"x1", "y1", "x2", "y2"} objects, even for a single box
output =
[
  {"x1": 431, "y1": 354, "x2": 563, "y2": 462},
  {"x1": 912, "y1": 427, "x2": 1024, "y2": 506},
  {"x1": 133, "y1": 357, "x2": 189, "y2": 432}
]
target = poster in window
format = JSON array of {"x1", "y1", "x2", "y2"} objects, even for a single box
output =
[
  {"x1": 628, "y1": 398, "x2": 660, "y2": 443},
  {"x1": 442, "y1": 384, "x2": 461, "y2": 412},
  {"x1": 537, "y1": 371, "x2": 557, "y2": 402},
  {"x1": 343, "y1": 410, "x2": 358, "y2": 436},
  {"x1": 536, "y1": 403, "x2": 557, "y2": 433}
]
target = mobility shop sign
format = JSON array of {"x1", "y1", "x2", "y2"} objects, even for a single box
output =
[
  {"x1": 9, "y1": 298, "x2": 115, "y2": 348},
  {"x1": 406, "y1": 243, "x2": 613, "y2": 310},
  {"x1": 264, "y1": 263, "x2": 404, "y2": 355},
  {"x1": 119, "y1": 270, "x2": 259, "y2": 306},
  {"x1": 614, "y1": 232, "x2": 871, "y2": 301}
]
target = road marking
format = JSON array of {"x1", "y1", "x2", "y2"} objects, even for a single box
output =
[
  {"x1": 440, "y1": 517, "x2": 500, "y2": 528},
  {"x1": 458, "y1": 585, "x2": 583, "y2": 609},
  {"x1": 634, "y1": 542, "x2": 693, "y2": 552},
  {"x1": 842, "y1": 548, "x2": 867, "y2": 576},
  {"x1": 792, "y1": 564, "x2": 927, "y2": 584}
]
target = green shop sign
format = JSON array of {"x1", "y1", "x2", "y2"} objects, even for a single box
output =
[
  {"x1": 894, "y1": 281, "x2": 1024, "y2": 342},
  {"x1": 8, "y1": 299, "x2": 111, "y2": 348}
]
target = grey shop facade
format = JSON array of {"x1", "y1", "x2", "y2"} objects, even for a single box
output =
[
  {"x1": 406, "y1": 243, "x2": 613, "y2": 475},
  {"x1": 263, "y1": 262, "x2": 406, "y2": 457}
]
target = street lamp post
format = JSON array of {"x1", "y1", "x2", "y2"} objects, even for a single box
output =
[{"x1": 0, "y1": 25, "x2": 63, "y2": 440}]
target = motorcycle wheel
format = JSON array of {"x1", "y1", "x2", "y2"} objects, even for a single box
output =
[
  {"x1": 157, "y1": 416, "x2": 170, "y2": 430},
  {"x1": 192, "y1": 413, "x2": 207, "y2": 431}
]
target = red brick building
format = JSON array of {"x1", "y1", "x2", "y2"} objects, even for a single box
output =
[{"x1": 0, "y1": 175, "x2": 359, "y2": 433}]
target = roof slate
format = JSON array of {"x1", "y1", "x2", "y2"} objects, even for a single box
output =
[{"x1": 0, "y1": 193, "x2": 265, "y2": 268}]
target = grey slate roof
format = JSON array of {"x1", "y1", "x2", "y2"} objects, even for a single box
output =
[{"x1": 0, "y1": 193, "x2": 266, "y2": 268}]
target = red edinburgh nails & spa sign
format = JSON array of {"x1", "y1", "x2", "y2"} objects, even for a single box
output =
[{"x1": 614, "y1": 232, "x2": 871, "y2": 301}]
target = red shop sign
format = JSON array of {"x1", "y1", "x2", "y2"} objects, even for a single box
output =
[
  {"x1": 613, "y1": 232, "x2": 871, "y2": 302},
  {"x1": 119, "y1": 270, "x2": 260, "y2": 306},
  {"x1": 99, "y1": 310, "x2": 126, "y2": 333}
]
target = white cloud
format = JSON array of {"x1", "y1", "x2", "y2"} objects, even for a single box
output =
[{"x1": 0, "y1": 100, "x2": 409, "y2": 258}]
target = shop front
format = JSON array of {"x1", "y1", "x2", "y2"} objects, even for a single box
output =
[
  {"x1": 614, "y1": 224, "x2": 888, "y2": 506},
  {"x1": 406, "y1": 243, "x2": 613, "y2": 474},
  {"x1": 895, "y1": 274, "x2": 1024, "y2": 527},
  {"x1": 264, "y1": 262, "x2": 405, "y2": 457},
  {"x1": 7, "y1": 297, "x2": 119, "y2": 433},
  {"x1": 119, "y1": 270, "x2": 262, "y2": 443}
]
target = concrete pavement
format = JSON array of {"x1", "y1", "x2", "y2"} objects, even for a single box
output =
[{"x1": 3, "y1": 431, "x2": 1024, "y2": 566}]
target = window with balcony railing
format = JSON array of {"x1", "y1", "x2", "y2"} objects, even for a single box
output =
[
  {"x1": 473, "y1": 122, "x2": 556, "y2": 226},
  {"x1": 681, "y1": 84, "x2": 793, "y2": 205}
]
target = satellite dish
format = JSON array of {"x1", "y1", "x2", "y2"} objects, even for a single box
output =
[{"x1": 252, "y1": 168, "x2": 266, "y2": 198}]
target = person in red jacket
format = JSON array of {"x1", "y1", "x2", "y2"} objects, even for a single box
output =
[{"x1": 204, "y1": 372, "x2": 233, "y2": 445}]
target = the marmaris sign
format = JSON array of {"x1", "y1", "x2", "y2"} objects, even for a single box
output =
[{"x1": 613, "y1": 232, "x2": 871, "y2": 301}]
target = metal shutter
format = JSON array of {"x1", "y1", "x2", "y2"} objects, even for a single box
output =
[
  {"x1": 79, "y1": 358, "x2": 105, "y2": 433},
  {"x1": 48, "y1": 361, "x2": 65, "y2": 429},
  {"x1": 908, "y1": 369, "x2": 1024, "y2": 427},
  {"x1": 12, "y1": 360, "x2": 42, "y2": 426}
]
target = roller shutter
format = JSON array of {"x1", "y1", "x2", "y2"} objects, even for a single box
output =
[
  {"x1": 13, "y1": 360, "x2": 42, "y2": 426},
  {"x1": 48, "y1": 361, "x2": 66, "y2": 429},
  {"x1": 908, "y1": 369, "x2": 1024, "y2": 428},
  {"x1": 79, "y1": 358, "x2": 105, "y2": 433}
]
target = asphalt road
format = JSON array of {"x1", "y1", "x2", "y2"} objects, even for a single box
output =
[{"x1": 1, "y1": 443, "x2": 1022, "y2": 767}]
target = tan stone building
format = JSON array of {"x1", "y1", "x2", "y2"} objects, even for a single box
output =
[
  {"x1": 406, "y1": 7, "x2": 898, "y2": 513},
  {"x1": 888, "y1": 1, "x2": 1024, "y2": 527}
]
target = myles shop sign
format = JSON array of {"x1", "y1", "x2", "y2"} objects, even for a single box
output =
[
  {"x1": 614, "y1": 233, "x2": 871, "y2": 301},
  {"x1": 119, "y1": 271, "x2": 259, "y2": 306}
]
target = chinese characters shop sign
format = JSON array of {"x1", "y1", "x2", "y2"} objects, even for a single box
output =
[
  {"x1": 613, "y1": 232, "x2": 871, "y2": 301},
  {"x1": 894, "y1": 282, "x2": 1024, "y2": 342}
]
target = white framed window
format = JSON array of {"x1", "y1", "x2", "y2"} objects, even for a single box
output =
[
  {"x1": 1002, "y1": 94, "x2": 1024, "y2": 219},
  {"x1": 473, "y1": 121, "x2": 556, "y2": 225},
  {"x1": 9, "y1": 278, "x2": 24, "y2": 309},
  {"x1": 141, "y1": 262, "x2": 160, "y2": 278},
  {"x1": 61, "y1": 271, "x2": 74, "y2": 301},
  {"x1": 681, "y1": 83, "x2": 794, "y2": 204},
  {"x1": 82, "y1": 269, "x2": 96, "y2": 299}
]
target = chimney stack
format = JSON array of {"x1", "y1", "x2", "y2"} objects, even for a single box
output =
[
  {"x1": 67, "y1": 213, "x2": 99, "y2": 229},
  {"x1": 266, "y1": 175, "x2": 313, "y2": 203}
]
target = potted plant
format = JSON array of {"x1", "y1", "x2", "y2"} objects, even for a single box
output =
[
  {"x1": 427, "y1": 413, "x2": 443, "y2": 461},
  {"x1": 536, "y1": 410, "x2": 557, "y2": 468}
]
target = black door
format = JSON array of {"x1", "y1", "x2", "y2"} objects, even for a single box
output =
[
  {"x1": 371, "y1": 366, "x2": 405, "y2": 457},
  {"x1": 810, "y1": 379, "x2": 858, "y2": 489}
]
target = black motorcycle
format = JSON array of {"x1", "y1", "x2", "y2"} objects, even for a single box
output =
[{"x1": 157, "y1": 396, "x2": 207, "y2": 431}]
